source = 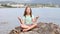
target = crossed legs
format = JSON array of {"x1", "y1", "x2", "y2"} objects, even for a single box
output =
[{"x1": 20, "y1": 23, "x2": 37, "y2": 32}]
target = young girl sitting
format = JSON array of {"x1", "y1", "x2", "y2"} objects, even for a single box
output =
[{"x1": 18, "y1": 6, "x2": 39, "y2": 32}]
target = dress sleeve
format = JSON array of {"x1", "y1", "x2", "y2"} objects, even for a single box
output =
[{"x1": 32, "y1": 15, "x2": 34, "y2": 19}]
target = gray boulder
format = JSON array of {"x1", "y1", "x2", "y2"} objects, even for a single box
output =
[{"x1": 9, "y1": 22, "x2": 60, "y2": 34}]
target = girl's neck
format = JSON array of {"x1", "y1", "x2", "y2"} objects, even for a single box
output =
[
  {"x1": 26, "y1": 14, "x2": 30, "y2": 16},
  {"x1": 26, "y1": 13, "x2": 30, "y2": 15}
]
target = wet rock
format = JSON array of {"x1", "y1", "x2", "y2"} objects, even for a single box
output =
[{"x1": 9, "y1": 22, "x2": 60, "y2": 34}]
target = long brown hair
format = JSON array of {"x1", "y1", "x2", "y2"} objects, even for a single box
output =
[{"x1": 24, "y1": 6, "x2": 32, "y2": 17}]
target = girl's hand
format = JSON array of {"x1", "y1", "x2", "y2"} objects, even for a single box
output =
[
  {"x1": 18, "y1": 16, "x2": 22, "y2": 20},
  {"x1": 36, "y1": 16, "x2": 39, "y2": 20},
  {"x1": 18, "y1": 16, "x2": 21, "y2": 19},
  {"x1": 32, "y1": 16, "x2": 39, "y2": 23}
]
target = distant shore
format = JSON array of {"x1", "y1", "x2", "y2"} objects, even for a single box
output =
[{"x1": 0, "y1": 3, "x2": 60, "y2": 8}]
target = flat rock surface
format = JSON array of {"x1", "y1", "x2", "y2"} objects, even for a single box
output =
[{"x1": 9, "y1": 22, "x2": 60, "y2": 34}]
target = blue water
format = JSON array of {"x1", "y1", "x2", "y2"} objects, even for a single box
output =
[{"x1": 0, "y1": 8, "x2": 60, "y2": 34}]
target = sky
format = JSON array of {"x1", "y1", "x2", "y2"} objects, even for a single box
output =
[{"x1": 0, "y1": 0, "x2": 60, "y2": 4}]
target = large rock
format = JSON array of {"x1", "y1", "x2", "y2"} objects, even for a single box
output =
[{"x1": 9, "y1": 22, "x2": 60, "y2": 34}]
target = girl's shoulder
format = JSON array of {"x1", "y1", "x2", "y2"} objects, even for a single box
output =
[{"x1": 32, "y1": 15, "x2": 34, "y2": 17}]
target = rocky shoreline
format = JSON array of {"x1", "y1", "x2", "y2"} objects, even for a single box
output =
[{"x1": 9, "y1": 22, "x2": 60, "y2": 34}]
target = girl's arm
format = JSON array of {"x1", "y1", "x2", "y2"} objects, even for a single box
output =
[
  {"x1": 18, "y1": 16, "x2": 25, "y2": 24},
  {"x1": 32, "y1": 16, "x2": 39, "y2": 23}
]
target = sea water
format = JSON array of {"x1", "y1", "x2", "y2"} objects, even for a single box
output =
[{"x1": 0, "y1": 8, "x2": 60, "y2": 34}]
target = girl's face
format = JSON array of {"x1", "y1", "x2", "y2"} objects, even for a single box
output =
[
  {"x1": 26, "y1": 7, "x2": 31, "y2": 14},
  {"x1": 24, "y1": 6, "x2": 32, "y2": 17}
]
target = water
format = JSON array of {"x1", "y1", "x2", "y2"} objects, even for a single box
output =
[{"x1": 0, "y1": 8, "x2": 60, "y2": 34}]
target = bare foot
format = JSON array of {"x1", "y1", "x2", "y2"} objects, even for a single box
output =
[
  {"x1": 23, "y1": 28, "x2": 30, "y2": 32},
  {"x1": 20, "y1": 24, "x2": 29, "y2": 29}
]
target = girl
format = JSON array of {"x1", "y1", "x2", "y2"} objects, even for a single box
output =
[{"x1": 18, "y1": 6, "x2": 39, "y2": 32}]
